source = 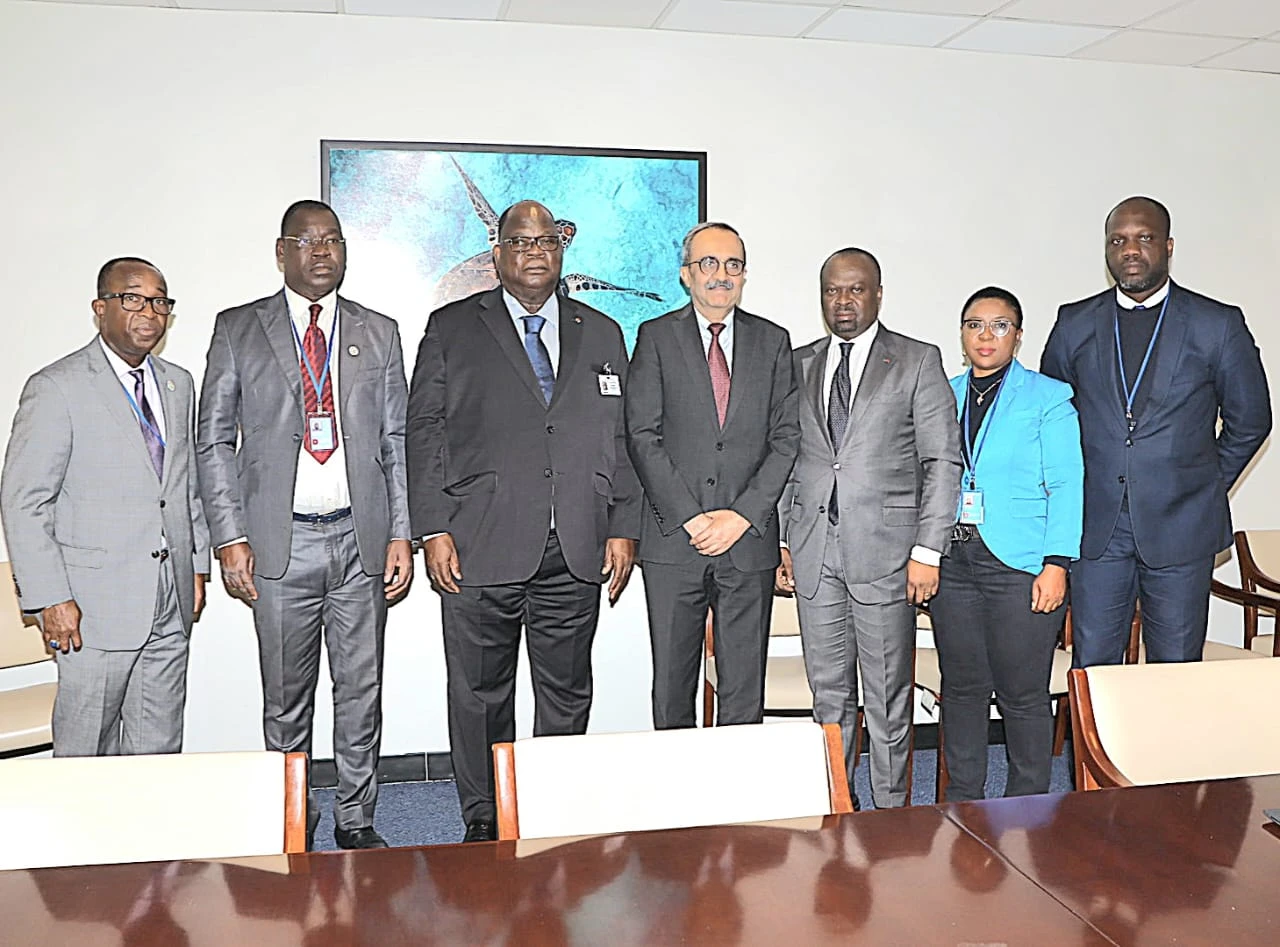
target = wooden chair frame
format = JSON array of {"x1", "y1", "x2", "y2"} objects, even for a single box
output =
[
  {"x1": 284, "y1": 752, "x2": 309, "y2": 854},
  {"x1": 491, "y1": 722, "x2": 854, "y2": 841},
  {"x1": 1217, "y1": 531, "x2": 1280, "y2": 656},
  {"x1": 1066, "y1": 668, "x2": 1132, "y2": 791}
]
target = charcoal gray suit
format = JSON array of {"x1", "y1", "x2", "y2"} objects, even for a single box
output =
[
  {"x1": 2, "y1": 338, "x2": 209, "y2": 755},
  {"x1": 197, "y1": 290, "x2": 409, "y2": 832},
  {"x1": 780, "y1": 324, "x2": 961, "y2": 807},
  {"x1": 626, "y1": 305, "x2": 799, "y2": 728}
]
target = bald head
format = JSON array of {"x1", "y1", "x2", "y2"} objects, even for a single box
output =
[
  {"x1": 497, "y1": 200, "x2": 555, "y2": 239},
  {"x1": 821, "y1": 247, "x2": 881, "y2": 288},
  {"x1": 1106, "y1": 196, "x2": 1171, "y2": 240}
]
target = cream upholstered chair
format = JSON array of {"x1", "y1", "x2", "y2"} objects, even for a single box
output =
[
  {"x1": 703, "y1": 595, "x2": 865, "y2": 757},
  {"x1": 1068, "y1": 660, "x2": 1280, "y2": 791},
  {"x1": 0, "y1": 751, "x2": 308, "y2": 870},
  {"x1": 492, "y1": 721, "x2": 854, "y2": 840},
  {"x1": 0, "y1": 561, "x2": 58, "y2": 755}
]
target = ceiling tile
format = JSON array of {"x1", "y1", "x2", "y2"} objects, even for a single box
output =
[
  {"x1": 1142, "y1": 0, "x2": 1280, "y2": 39},
  {"x1": 808, "y1": 8, "x2": 975, "y2": 45},
  {"x1": 1074, "y1": 29, "x2": 1242, "y2": 66},
  {"x1": 22, "y1": 0, "x2": 174, "y2": 6},
  {"x1": 999, "y1": 0, "x2": 1180, "y2": 28},
  {"x1": 660, "y1": 0, "x2": 830, "y2": 38},
  {"x1": 503, "y1": 0, "x2": 669, "y2": 29},
  {"x1": 175, "y1": 0, "x2": 336, "y2": 11},
  {"x1": 944, "y1": 18, "x2": 1115, "y2": 55},
  {"x1": 344, "y1": 0, "x2": 502, "y2": 19},
  {"x1": 1198, "y1": 39, "x2": 1280, "y2": 73},
  {"x1": 838, "y1": 1, "x2": 1002, "y2": 13}
]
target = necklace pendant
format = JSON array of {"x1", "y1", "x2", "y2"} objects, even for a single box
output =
[{"x1": 976, "y1": 393, "x2": 985, "y2": 405}]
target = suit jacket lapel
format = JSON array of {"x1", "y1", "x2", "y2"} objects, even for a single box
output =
[
  {"x1": 478, "y1": 288, "x2": 547, "y2": 408},
  {"x1": 549, "y1": 296, "x2": 583, "y2": 410},
  {"x1": 337, "y1": 299, "x2": 366, "y2": 420},
  {"x1": 150, "y1": 356, "x2": 181, "y2": 492},
  {"x1": 1136, "y1": 282, "x2": 1188, "y2": 429},
  {"x1": 674, "y1": 306, "x2": 720, "y2": 425},
  {"x1": 803, "y1": 340, "x2": 833, "y2": 453},
  {"x1": 847, "y1": 327, "x2": 892, "y2": 433},
  {"x1": 258, "y1": 291, "x2": 304, "y2": 409},
  {"x1": 1092, "y1": 295, "x2": 1129, "y2": 437},
  {"x1": 86, "y1": 341, "x2": 159, "y2": 479},
  {"x1": 722, "y1": 312, "x2": 759, "y2": 430}
]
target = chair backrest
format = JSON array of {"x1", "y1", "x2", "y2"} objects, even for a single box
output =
[
  {"x1": 1239, "y1": 529, "x2": 1280, "y2": 587},
  {"x1": 769, "y1": 594, "x2": 801, "y2": 637},
  {"x1": 0, "y1": 562, "x2": 50, "y2": 670},
  {"x1": 493, "y1": 721, "x2": 852, "y2": 840},
  {"x1": 0, "y1": 750, "x2": 308, "y2": 870},
  {"x1": 1068, "y1": 661, "x2": 1280, "y2": 790}
]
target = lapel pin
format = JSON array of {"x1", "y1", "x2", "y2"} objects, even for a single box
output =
[
  {"x1": 166, "y1": 379, "x2": 176, "y2": 391},
  {"x1": 883, "y1": 357, "x2": 892, "y2": 364},
  {"x1": 348, "y1": 345, "x2": 360, "y2": 357},
  {"x1": 574, "y1": 316, "x2": 582, "y2": 324}
]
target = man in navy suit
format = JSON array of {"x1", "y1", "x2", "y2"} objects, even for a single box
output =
[{"x1": 1041, "y1": 196, "x2": 1271, "y2": 666}]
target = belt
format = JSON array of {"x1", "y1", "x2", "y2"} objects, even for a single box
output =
[
  {"x1": 951, "y1": 524, "x2": 979, "y2": 543},
  {"x1": 292, "y1": 507, "x2": 352, "y2": 525}
]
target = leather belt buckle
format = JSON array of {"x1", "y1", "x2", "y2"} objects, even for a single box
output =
[{"x1": 951, "y1": 524, "x2": 977, "y2": 543}]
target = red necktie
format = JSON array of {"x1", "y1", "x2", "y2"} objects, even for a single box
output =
[
  {"x1": 302, "y1": 302, "x2": 336, "y2": 464},
  {"x1": 708, "y1": 322, "x2": 730, "y2": 427}
]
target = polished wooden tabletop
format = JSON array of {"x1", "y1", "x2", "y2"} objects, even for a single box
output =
[{"x1": 4, "y1": 776, "x2": 1279, "y2": 946}]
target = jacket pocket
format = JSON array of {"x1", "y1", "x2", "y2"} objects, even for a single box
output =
[
  {"x1": 593, "y1": 473, "x2": 613, "y2": 500},
  {"x1": 443, "y1": 471, "x2": 497, "y2": 498},
  {"x1": 61, "y1": 544, "x2": 107, "y2": 569}
]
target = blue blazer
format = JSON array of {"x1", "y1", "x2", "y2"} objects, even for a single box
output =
[
  {"x1": 950, "y1": 359, "x2": 1083, "y2": 575},
  {"x1": 1041, "y1": 281, "x2": 1271, "y2": 567}
]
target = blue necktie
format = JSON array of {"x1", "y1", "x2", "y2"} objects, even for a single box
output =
[
  {"x1": 130, "y1": 368, "x2": 165, "y2": 480},
  {"x1": 522, "y1": 314, "x2": 555, "y2": 406}
]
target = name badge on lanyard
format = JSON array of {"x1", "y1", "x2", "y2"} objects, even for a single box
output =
[
  {"x1": 959, "y1": 372, "x2": 1005, "y2": 526},
  {"x1": 292, "y1": 308, "x2": 340, "y2": 452},
  {"x1": 598, "y1": 362, "x2": 622, "y2": 396},
  {"x1": 1114, "y1": 293, "x2": 1170, "y2": 433},
  {"x1": 307, "y1": 414, "x2": 337, "y2": 451}
]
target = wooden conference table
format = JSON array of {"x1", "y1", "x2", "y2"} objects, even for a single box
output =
[{"x1": 3, "y1": 775, "x2": 1278, "y2": 946}]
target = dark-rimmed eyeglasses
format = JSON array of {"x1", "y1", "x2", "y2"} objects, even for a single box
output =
[
  {"x1": 961, "y1": 319, "x2": 1017, "y2": 338},
  {"x1": 500, "y1": 235, "x2": 561, "y2": 253},
  {"x1": 99, "y1": 293, "x2": 176, "y2": 316},
  {"x1": 282, "y1": 235, "x2": 346, "y2": 251},
  {"x1": 686, "y1": 256, "x2": 745, "y2": 276}
]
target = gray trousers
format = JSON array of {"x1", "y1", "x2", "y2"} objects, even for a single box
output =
[
  {"x1": 52, "y1": 556, "x2": 188, "y2": 757},
  {"x1": 252, "y1": 515, "x2": 385, "y2": 831},
  {"x1": 796, "y1": 529, "x2": 915, "y2": 808}
]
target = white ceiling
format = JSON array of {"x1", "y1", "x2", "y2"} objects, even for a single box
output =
[{"x1": 16, "y1": 0, "x2": 1280, "y2": 75}]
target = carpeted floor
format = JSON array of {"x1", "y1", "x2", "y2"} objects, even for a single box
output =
[{"x1": 310, "y1": 743, "x2": 1075, "y2": 851}]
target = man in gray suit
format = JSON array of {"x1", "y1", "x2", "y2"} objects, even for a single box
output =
[
  {"x1": 777, "y1": 248, "x2": 961, "y2": 808},
  {"x1": 626, "y1": 222, "x2": 800, "y2": 729},
  {"x1": 2, "y1": 257, "x2": 209, "y2": 756},
  {"x1": 198, "y1": 200, "x2": 412, "y2": 850},
  {"x1": 408, "y1": 200, "x2": 640, "y2": 842}
]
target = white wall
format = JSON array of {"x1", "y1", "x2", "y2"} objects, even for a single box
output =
[{"x1": 1, "y1": 0, "x2": 1276, "y2": 755}]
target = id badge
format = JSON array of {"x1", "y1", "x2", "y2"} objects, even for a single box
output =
[
  {"x1": 959, "y1": 489, "x2": 985, "y2": 525},
  {"x1": 598, "y1": 373, "x2": 622, "y2": 396},
  {"x1": 307, "y1": 412, "x2": 337, "y2": 452}
]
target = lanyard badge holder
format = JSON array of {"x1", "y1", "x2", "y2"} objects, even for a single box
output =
[
  {"x1": 1114, "y1": 294, "x2": 1170, "y2": 440},
  {"x1": 959, "y1": 373, "x2": 1005, "y2": 525},
  {"x1": 292, "y1": 311, "x2": 340, "y2": 453}
]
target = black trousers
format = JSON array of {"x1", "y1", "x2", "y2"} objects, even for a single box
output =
[
  {"x1": 929, "y1": 533, "x2": 1064, "y2": 802},
  {"x1": 440, "y1": 531, "x2": 602, "y2": 824}
]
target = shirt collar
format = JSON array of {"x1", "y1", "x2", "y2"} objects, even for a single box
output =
[
  {"x1": 829, "y1": 319, "x2": 879, "y2": 357},
  {"x1": 98, "y1": 336, "x2": 150, "y2": 381},
  {"x1": 1116, "y1": 280, "x2": 1170, "y2": 310},
  {"x1": 503, "y1": 289, "x2": 560, "y2": 326},
  {"x1": 284, "y1": 285, "x2": 339, "y2": 327},
  {"x1": 694, "y1": 307, "x2": 735, "y2": 334}
]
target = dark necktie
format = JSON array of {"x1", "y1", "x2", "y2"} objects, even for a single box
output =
[
  {"x1": 522, "y1": 314, "x2": 555, "y2": 406},
  {"x1": 129, "y1": 368, "x2": 164, "y2": 481},
  {"x1": 301, "y1": 302, "x2": 336, "y2": 464},
  {"x1": 826, "y1": 342, "x2": 853, "y2": 525},
  {"x1": 708, "y1": 322, "x2": 730, "y2": 427}
]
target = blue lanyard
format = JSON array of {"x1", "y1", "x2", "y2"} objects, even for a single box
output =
[
  {"x1": 119, "y1": 360, "x2": 166, "y2": 447},
  {"x1": 1113, "y1": 292, "x2": 1170, "y2": 427},
  {"x1": 961, "y1": 371, "x2": 1005, "y2": 489},
  {"x1": 290, "y1": 307, "x2": 340, "y2": 402}
]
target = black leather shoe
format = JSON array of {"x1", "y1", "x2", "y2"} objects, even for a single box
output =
[
  {"x1": 852, "y1": 794, "x2": 862, "y2": 812},
  {"x1": 334, "y1": 826, "x2": 389, "y2": 849},
  {"x1": 463, "y1": 821, "x2": 497, "y2": 843}
]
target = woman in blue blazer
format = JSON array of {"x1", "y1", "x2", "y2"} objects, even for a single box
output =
[{"x1": 930, "y1": 286, "x2": 1083, "y2": 801}]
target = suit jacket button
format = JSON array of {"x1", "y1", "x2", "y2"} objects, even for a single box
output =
[
  {"x1": 833, "y1": 463, "x2": 841, "y2": 470},
  {"x1": 706, "y1": 478, "x2": 715, "y2": 486},
  {"x1": 292, "y1": 434, "x2": 302, "y2": 441},
  {"x1": 544, "y1": 468, "x2": 553, "y2": 478},
  {"x1": 1118, "y1": 476, "x2": 1126, "y2": 484},
  {"x1": 715, "y1": 442, "x2": 724, "y2": 451},
  {"x1": 818, "y1": 506, "x2": 826, "y2": 514},
  {"x1": 159, "y1": 500, "x2": 166, "y2": 508},
  {"x1": 151, "y1": 550, "x2": 161, "y2": 559},
  {"x1": 547, "y1": 425, "x2": 555, "y2": 434}
]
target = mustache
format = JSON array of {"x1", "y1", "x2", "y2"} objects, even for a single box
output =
[{"x1": 703, "y1": 279, "x2": 735, "y2": 290}]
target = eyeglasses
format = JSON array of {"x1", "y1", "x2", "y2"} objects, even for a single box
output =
[
  {"x1": 282, "y1": 235, "x2": 346, "y2": 251},
  {"x1": 99, "y1": 293, "x2": 176, "y2": 316},
  {"x1": 686, "y1": 256, "x2": 745, "y2": 276},
  {"x1": 500, "y1": 235, "x2": 562, "y2": 253},
  {"x1": 961, "y1": 319, "x2": 1017, "y2": 338}
]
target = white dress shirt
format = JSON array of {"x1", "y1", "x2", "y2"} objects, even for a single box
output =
[
  {"x1": 285, "y1": 285, "x2": 351, "y2": 515},
  {"x1": 695, "y1": 308, "x2": 735, "y2": 374},
  {"x1": 503, "y1": 289, "x2": 561, "y2": 373},
  {"x1": 100, "y1": 336, "x2": 167, "y2": 548},
  {"x1": 1116, "y1": 279, "x2": 1170, "y2": 310}
]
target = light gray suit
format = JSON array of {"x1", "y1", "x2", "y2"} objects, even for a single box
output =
[
  {"x1": 197, "y1": 290, "x2": 409, "y2": 831},
  {"x1": 780, "y1": 325, "x2": 960, "y2": 807},
  {"x1": 1, "y1": 338, "x2": 209, "y2": 755}
]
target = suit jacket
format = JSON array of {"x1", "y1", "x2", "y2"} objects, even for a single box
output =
[
  {"x1": 1, "y1": 339, "x2": 210, "y2": 650},
  {"x1": 948, "y1": 359, "x2": 1083, "y2": 575},
  {"x1": 197, "y1": 291, "x2": 410, "y2": 579},
  {"x1": 406, "y1": 287, "x2": 640, "y2": 586},
  {"x1": 625, "y1": 305, "x2": 799, "y2": 572},
  {"x1": 780, "y1": 325, "x2": 962, "y2": 598},
  {"x1": 1040, "y1": 281, "x2": 1271, "y2": 567}
]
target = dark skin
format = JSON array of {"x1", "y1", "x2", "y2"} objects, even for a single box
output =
[
  {"x1": 46, "y1": 264, "x2": 207, "y2": 654},
  {"x1": 1105, "y1": 199, "x2": 1173, "y2": 303},
  {"x1": 220, "y1": 207, "x2": 412, "y2": 607},
  {"x1": 424, "y1": 200, "x2": 636, "y2": 604},
  {"x1": 775, "y1": 251, "x2": 937, "y2": 606}
]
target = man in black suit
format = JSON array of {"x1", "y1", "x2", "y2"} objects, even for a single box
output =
[
  {"x1": 407, "y1": 200, "x2": 640, "y2": 842},
  {"x1": 1041, "y1": 196, "x2": 1271, "y2": 666},
  {"x1": 625, "y1": 222, "x2": 800, "y2": 728}
]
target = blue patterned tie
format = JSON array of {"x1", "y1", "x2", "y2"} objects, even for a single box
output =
[
  {"x1": 522, "y1": 314, "x2": 555, "y2": 406},
  {"x1": 130, "y1": 368, "x2": 165, "y2": 480},
  {"x1": 826, "y1": 342, "x2": 853, "y2": 525}
]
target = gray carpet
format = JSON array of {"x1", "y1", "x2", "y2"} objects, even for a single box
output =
[{"x1": 309, "y1": 743, "x2": 1075, "y2": 850}]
